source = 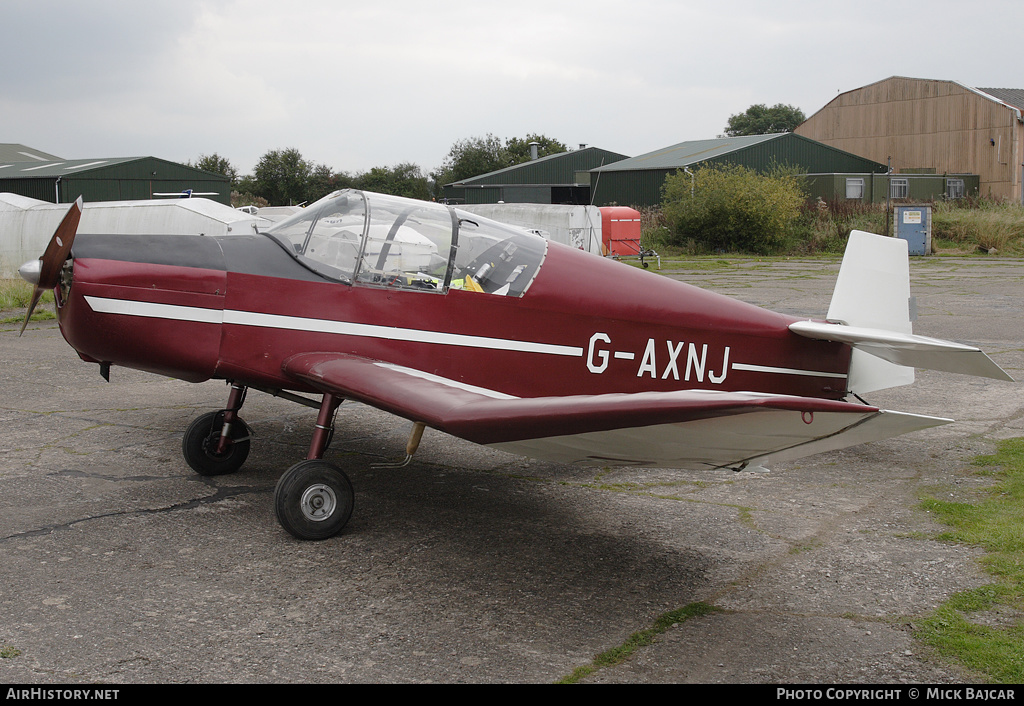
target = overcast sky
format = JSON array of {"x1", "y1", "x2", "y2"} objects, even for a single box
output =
[{"x1": 5, "y1": 0, "x2": 1022, "y2": 178}]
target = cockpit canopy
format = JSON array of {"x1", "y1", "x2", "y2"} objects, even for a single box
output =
[{"x1": 264, "y1": 190, "x2": 546, "y2": 296}]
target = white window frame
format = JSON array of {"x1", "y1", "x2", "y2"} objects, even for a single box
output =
[
  {"x1": 889, "y1": 178, "x2": 908, "y2": 199},
  {"x1": 946, "y1": 178, "x2": 965, "y2": 199},
  {"x1": 845, "y1": 178, "x2": 865, "y2": 200}
]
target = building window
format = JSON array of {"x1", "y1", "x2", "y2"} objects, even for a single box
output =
[
  {"x1": 890, "y1": 178, "x2": 908, "y2": 199},
  {"x1": 845, "y1": 178, "x2": 865, "y2": 199},
  {"x1": 946, "y1": 179, "x2": 965, "y2": 199}
]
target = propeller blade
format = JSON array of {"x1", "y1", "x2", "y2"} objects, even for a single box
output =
[
  {"x1": 37, "y1": 197, "x2": 83, "y2": 289},
  {"x1": 19, "y1": 197, "x2": 83, "y2": 336},
  {"x1": 19, "y1": 286, "x2": 45, "y2": 336}
]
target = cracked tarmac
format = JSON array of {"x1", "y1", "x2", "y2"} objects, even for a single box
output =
[{"x1": 1, "y1": 255, "x2": 1022, "y2": 683}]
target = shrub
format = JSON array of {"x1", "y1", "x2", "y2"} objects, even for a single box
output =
[{"x1": 661, "y1": 164, "x2": 804, "y2": 254}]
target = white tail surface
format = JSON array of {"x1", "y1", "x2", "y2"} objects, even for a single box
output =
[{"x1": 792, "y1": 231, "x2": 1012, "y2": 394}]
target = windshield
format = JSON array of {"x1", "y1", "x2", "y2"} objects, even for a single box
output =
[{"x1": 264, "y1": 189, "x2": 546, "y2": 296}]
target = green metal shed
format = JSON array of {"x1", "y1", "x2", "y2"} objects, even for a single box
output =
[
  {"x1": 442, "y1": 146, "x2": 629, "y2": 205},
  {"x1": 589, "y1": 133, "x2": 888, "y2": 208},
  {"x1": 0, "y1": 156, "x2": 232, "y2": 206}
]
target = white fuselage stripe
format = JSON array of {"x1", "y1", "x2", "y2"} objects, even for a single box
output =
[
  {"x1": 85, "y1": 296, "x2": 223, "y2": 324},
  {"x1": 732, "y1": 362, "x2": 847, "y2": 379},
  {"x1": 83, "y1": 296, "x2": 583, "y2": 357}
]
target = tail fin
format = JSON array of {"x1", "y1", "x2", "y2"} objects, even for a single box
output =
[
  {"x1": 824, "y1": 230, "x2": 915, "y2": 394},
  {"x1": 790, "y1": 230, "x2": 1012, "y2": 394}
]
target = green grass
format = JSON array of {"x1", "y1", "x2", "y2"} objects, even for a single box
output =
[
  {"x1": 0, "y1": 279, "x2": 56, "y2": 327},
  {"x1": 0, "y1": 278, "x2": 53, "y2": 310},
  {"x1": 556, "y1": 602, "x2": 717, "y2": 683},
  {"x1": 915, "y1": 437, "x2": 1024, "y2": 682},
  {"x1": 0, "y1": 310, "x2": 55, "y2": 325}
]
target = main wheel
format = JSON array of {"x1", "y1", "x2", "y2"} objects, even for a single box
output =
[
  {"x1": 274, "y1": 460, "x2": 354, "y2": 540},
  {"x1": 182, "y1": 410, "x2": 251, "y2": 476}
]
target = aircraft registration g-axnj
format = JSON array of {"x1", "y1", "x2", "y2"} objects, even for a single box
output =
[{"x1": 18, "y1": 190, "x2": 1013, "y2": 540}]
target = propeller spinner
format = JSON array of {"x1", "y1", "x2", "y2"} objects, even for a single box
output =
[{"x1": 18, "y1": 197, "x2": 83, "y2": 335}]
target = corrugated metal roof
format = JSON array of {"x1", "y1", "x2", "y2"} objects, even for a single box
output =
[
  {"x1": 591, "y1": 134, "x2": 784, "y2": 172},
  {"x1": 0, "y1": 143, "x2": 63, "y2": 163},
  {"x1": 976, "y1": 87, "x2": 1024, "y2": 112},
  {"x1": 803, "y1": 77, "x2": 1024, "y2": 125},
  {"x1": 449, "y1": 147, "x2": 629, "y2": 186},
  {"x1": 0, "y1": 156, "x2": 140, "y2": 177}
]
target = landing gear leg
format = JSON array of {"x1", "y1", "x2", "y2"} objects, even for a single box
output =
[
  {"x1": 182, "y1": 383, "x2": 251, "y2": 476},
  {"x1": 274, "y1": 393, "x2": 355, "y2": 540},
  {"x1": 214, "y1": 383, "x2": 248, "y2": 456},
  {"x1": 305, "y1": 392, "x2": 343, "y2": 461}
]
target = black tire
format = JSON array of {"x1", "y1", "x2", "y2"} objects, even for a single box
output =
[
  {"x1": 182, "y1": 411, "x2": 250, "y2": 476},
  {"x1": 274, "y1": 460, "x2": 354, "y2": 540}
]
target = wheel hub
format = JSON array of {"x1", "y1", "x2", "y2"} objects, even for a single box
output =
[{"x1": 300, "y1": 483, "x2": 337, "y2": 522}]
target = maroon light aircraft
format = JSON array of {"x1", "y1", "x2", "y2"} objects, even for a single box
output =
[{"x1": 19, "y1": 190, "x2": 1012, "y2": 540}]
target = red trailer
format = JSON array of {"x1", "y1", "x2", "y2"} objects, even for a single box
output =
[{"x1": 599, "y1": 206, "x2": 658, "y2": 268}]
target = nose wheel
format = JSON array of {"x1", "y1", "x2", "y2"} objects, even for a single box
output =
[
  {"x1": 182, "y1": 410, "x2": 251, "y2": 476},
  {"x1": 274, "y1": 460, "x2": 354, "y2": 540}
]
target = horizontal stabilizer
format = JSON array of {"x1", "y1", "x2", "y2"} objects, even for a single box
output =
[{"x1": 789, "y1": 320, "x2": 1013, "y2": 382}]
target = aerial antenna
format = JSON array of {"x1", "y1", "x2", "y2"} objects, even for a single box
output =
[
  {"x1": 582, "y1": 157, "x2": 607, "y2": 256},
  {"x1": 589, "y1": 157, "x2": 605, "y2": 207}
]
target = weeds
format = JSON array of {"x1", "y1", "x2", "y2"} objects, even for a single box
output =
[
  {"x1": 556, "y1": 602, "x2": 718, "y2": 683},
  {"x1": 932, "y1": 199, "x2": 1024, "y2": 255},
  {"x1": 916, "y1": 438, "x2": 1024, "y2": 683},
  {"x1": 0, "y1": 279, "x2": 52, "y2": 310},
  {"x1": 789, "y1": 198, "x2": 888, "y2": 254}
]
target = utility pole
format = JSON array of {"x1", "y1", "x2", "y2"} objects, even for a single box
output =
[{"x1": 885, "y1": 157, "x2": 892, "y2": 238}]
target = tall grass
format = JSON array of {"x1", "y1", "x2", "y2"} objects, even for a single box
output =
[
  {"x1": 933, "y1": 197, "x2": 1024, "y2": 254},
  {"x1": 789, "y1": 198, "x2": 888, "y2": 254},
  {"x1": 0, "y1": 279, "x2": 52, "y2": 310}
]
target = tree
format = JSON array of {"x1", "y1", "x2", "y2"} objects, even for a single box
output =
[
  {"x1": 432, "y1": 133, "x2": 569, "y2": 188},
  {"x1": 724, "y1": 104, "x2": 805, "y2": 136},
  {"x1": 308, "y1": 164, "x2": 356, "y2": 203},
  {"x1": 189, "y1": 153, "x2": 239, "y2": 186},
  {"x1": 432, "y1": 134, "x2": 507, "y2": 187},
  {"x1": 505, "y1": 134, "x2": 568, "y2": 165},
  {"x1": 355, "y1": 163, "x2": 431, "y2": 200},
  {"x1": 251, "y1": 148, "x2": 313, "y2": 205}
]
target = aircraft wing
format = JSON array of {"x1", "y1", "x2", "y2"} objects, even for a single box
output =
[{"x1": 283, "y1": 352, "x2": 950, "y2": 469}]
